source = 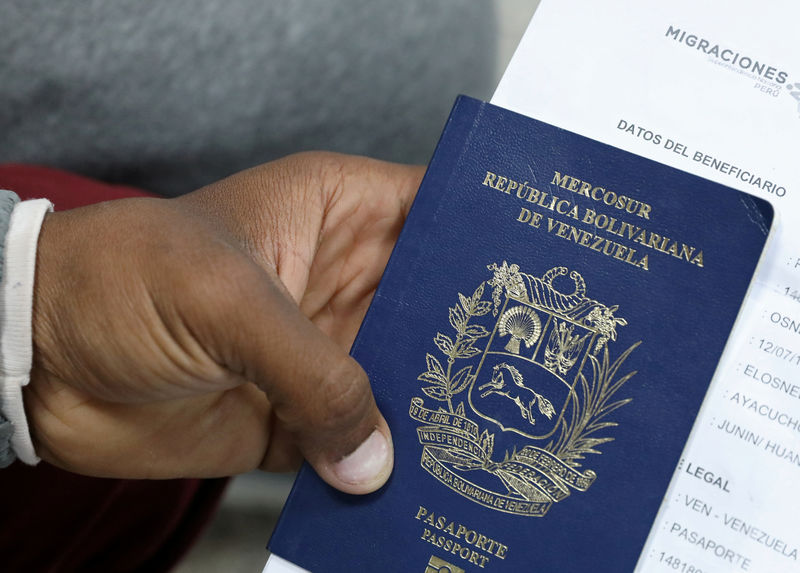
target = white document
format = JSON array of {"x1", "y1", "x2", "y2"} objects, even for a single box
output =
[
  {"x1": 263, "y1": 554, "x2": 309, "y2": 573},
  {"x1": 494, "y1": 1, "x2": 800, "y2": 571}
]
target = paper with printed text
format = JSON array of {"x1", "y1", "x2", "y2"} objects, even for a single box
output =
[{"x1": 494, "y1": 1, "x2": 800, "y2": 570}]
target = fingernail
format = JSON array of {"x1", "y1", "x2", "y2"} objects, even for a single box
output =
[{"x1": 332, "y1": 429, "x2": 391, "y2": 486}]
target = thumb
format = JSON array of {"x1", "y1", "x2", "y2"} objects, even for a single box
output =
[{"x1": 219, "y1": 264, "x2": 394, "y2": 494}]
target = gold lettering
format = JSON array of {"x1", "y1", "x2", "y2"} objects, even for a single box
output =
[
  {"x1": 537, "y1": 191, "x2": 551, "y2": 208},
  {"x1": 566, "y1": 204, "x2": 580, "y2": 220},
  {"x1": 679, "y1": 244, "x2": 695, "y2": 261},
  {"x1": 667, "y1": 242, "x2": 679, "y2": 257},
  {"x1": 556, "y1": 221, "x2": 572, "y2": 238},
  {"x1": 543, "y1": 219, "x2": 650, "y2": 271},
  {"x1": 516, "y1": 207, "x2": 542, "y2": 228},
  {"x1": 490, "y1": 169, "x2": 697, "y2": 270},
  {"x1": 551, "y1": 171, "x2": 570, "y2": 188},
  {"x1": 625, "y1": 198, "x2": 641, "y2": 214},
  {"x1": 548, "y1": 170, "x2": 652, "y2": 218},
  {"x1": 623, "y1": 222, "x2": 641, "y2": 239}
]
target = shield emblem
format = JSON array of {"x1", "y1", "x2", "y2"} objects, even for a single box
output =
[
  {"x1": 411, "y1": 262, "x2": 633, "y2": 516},
  {"x1": 468, "y1": 294, "x2": 596, "y2": 440}
]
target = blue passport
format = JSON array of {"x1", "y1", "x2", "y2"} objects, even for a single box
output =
[{"x1": 267, "y1": 97, "x2": 772, "y2": 572}]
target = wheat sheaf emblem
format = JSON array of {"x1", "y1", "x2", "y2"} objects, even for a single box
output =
[{"x1": 498, "y1": 305, "x2": 541, "y2": 354}]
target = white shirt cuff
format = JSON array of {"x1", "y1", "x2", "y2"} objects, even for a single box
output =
[{"x1": 1, "y1": 198, "x2": 54, "y2": 465}]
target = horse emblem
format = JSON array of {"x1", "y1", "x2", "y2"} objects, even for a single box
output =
[{"x1": 478, "y1": 363, "x2": 555, "y2": 426}]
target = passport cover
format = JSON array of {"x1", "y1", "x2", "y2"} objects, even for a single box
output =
[{"x1": 267, "y1": 97, "x2": 773, "y2": 572}]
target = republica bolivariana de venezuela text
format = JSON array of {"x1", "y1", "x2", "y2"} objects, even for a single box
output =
[{"x1": 482, "y1": 170, "x2": 706, "y2": 272}]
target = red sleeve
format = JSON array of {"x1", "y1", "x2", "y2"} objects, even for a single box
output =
[{"x1": 0, "y1": 164, "x2": 154, "y2": 206}]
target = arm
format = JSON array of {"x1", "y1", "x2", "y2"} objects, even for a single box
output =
[{"x1": 23, "y1": 152, "x2": 422, "y2": 494}]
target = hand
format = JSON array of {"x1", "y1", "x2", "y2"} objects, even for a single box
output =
[{"x1": 26, "y1": 152, "x2": 423, "y2": 494}]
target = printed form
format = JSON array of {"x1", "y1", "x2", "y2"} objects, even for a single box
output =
[{"x1": 493, "y1": 1, "x2": 800, "y2": 571}]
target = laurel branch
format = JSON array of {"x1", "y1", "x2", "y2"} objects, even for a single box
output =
[
  {"x1": 417, "y1": 282, "x2": 492, "y2": 414},
  {"x1": 550, "y1": 341, "x2": 640, "y2": 468}
]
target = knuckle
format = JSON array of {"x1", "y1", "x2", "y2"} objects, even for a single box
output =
[
  {"x1": 316, "y1": 355, "x2": 373, "y2": 433},
  {"x1": 286, "y1": 151, "x2": 352, "y2": 200}
]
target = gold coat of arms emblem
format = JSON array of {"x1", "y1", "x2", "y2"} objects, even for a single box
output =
[{"x1": 409, "y1": 261, "x2": 640, "y2": 517}]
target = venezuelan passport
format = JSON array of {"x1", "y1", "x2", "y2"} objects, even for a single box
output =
[{"x1": 267, "y1": 97, "x2": 773, "y2": 572}]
